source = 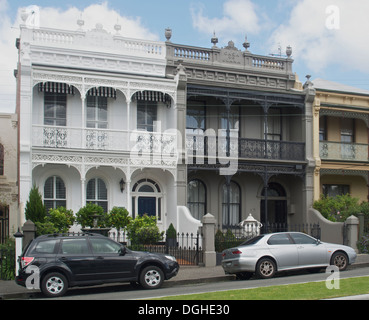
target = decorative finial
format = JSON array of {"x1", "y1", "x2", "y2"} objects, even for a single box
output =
[
  {"x1": 77, "y1": 14, "x2": 84, "y2": 31},
  {"x1": 304, "y1": 75, "x2": 314, "y2": 89},
  {"x1": 243, "y1": 35, "x2": 250, "y2": 52},
  {"x1": 165, "y1": 27, "x2": 172, "y2": 42},
  {"x1": 211, "y1": 31, "x2": 218, "y2": 48},
  {"x1": 114, "y1": 18, "x2": 121, "y2": 35},
  {"x1": 286, "y1": 45, "x2": 292, "y2": 58}
]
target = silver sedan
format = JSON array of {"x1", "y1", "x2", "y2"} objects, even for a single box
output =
[{"x1": 221, "y1": 232, "x2": 357, "y2": 280}]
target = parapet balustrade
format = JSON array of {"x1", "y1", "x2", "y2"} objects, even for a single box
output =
[{"x1": 167, "y1": 42, "x2": 292, "y2": 74}]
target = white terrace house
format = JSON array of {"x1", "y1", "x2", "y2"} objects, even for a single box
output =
[{"x1": 16, "y1": 23, "x2": 190, "y2": 232}]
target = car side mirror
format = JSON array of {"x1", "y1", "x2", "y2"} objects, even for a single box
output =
[
  {"x1": 316, "y1": 239, "x2": 321, "y2": 245},
  {"x1": 119, "y1": 246, "x2": 127, "y2": 256}
]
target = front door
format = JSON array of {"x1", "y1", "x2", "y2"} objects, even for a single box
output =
[{"x1": 138, "y1": 196, "x2": 156, "y2": 217}]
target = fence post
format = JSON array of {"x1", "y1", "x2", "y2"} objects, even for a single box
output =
[
  {"x1": 201, "y1": 213, "x2": 216, "y2": 267},
  {"x1": 14, "y1": 229, "x2": 24, "y2": 276},
  {"x1": 345, "y1": 215, "x2": 359, "y2": 252},
  {"x1": 22, "y1": 220, "x2": 37, "y2": 250}
]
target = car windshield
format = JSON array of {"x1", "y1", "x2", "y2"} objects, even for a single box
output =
[{"x1": 240, "y1": 235, "x2": 264, "y2": 246}]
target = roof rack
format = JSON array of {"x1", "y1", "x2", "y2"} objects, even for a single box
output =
[{"x1": 37, "y1": 232, "x2": 105, "y2": 238}]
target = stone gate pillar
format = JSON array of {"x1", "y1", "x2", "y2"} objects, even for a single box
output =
[{"x1": 201, "y1": 213, "x2": 216, "y2": 267}]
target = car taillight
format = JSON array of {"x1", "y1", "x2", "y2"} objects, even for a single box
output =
[
  {"x1": 232, "y1": 250, "x2": 242, "y2": 255},
  {"x1": 21, "y1": 257, "x2": 34, "y2": 268}
]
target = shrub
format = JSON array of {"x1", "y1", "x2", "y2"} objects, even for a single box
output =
[
  {"x1": 76, "y1": 203, "x2": 107, "y2": 228},
  {"x1": 24, "y1": 185, "x2": 46, "y2": 223},
  {"x1": 35, "y1": 221, "x2": 58, "y2": 236},
  {"x1": 108, "y1": 207, "x2": 131, "y2": 231},
  {"x1": 166, "y1": 223, "x2": 177, "y2": 239},
  {"x1": 127, "y1": 215, "x2": 164, "y2": 249},
  {"x1": 46, "y1": 207, "x2": 75, "y2": 233},
  {"x1": 357, "y1": 234, "x2": 369, "y2": 254},
  {"x1": 0, "y1": 238, "x2": 15, "y2": 280},
  {"x1": 313, "y1": 194, "x2": 361, "y2": 222}
]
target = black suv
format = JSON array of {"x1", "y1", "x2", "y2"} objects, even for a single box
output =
[{"x1": 15, "y1": 233, "x2": 179, "y2": 297}]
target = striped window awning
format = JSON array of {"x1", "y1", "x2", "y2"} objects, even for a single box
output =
[
  {"x1": 38, "y1": 82, "x2": 75, "y2": 95},
  {"x1": 134, "y1": 91, "x2": 171, "y2": 103},
  {"x1": 87, "y1": 87, "x2": 117, "y2": 99}
]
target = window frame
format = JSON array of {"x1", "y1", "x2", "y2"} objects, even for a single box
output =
[
  {"x1": 44, "y1": 91, "x2": 67, "y2": 126},
  {"x1": 86, "y1": 178, "x2": 108, "y2": 212},
  {"x1": 86, "y1": 95, "x2": 108, "y2": 129},
  {"x1": 222, "y1": 181, "x2": 241, "y2": 227},
  {"x1": 187, "y1": 179, "x2": 207, "y2": 221},
  {"x1": 44, "y1": 176, "x2": 67, "y2": 211}
]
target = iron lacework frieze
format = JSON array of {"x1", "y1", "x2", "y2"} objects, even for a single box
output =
[
  {"x1": 187, "y1": 85, "x2": 306, "y2": 109},
  {"x1": 188, "y1": 162, "x2": 306, "y2": 180}
]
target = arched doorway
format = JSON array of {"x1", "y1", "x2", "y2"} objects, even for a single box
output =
[
  {"x1": 260, "y1": 183, "x2": 287, "y2": 225},
  {"x1": 131, "y1": 179, "x2": 162, "y2": 221}
]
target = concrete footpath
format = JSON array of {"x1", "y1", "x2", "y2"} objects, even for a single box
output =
[{"x1": 1, "y1": 254, "x2": 369, "y2": 300}]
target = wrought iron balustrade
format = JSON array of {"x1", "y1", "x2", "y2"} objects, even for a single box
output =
[
  {"x1": 33, "y1": 125, "x2": 177, "y2": 156},
  {"x1": 186, "y1": 133, "x2": 305, "y2": 162},
  {"x1": 320, "y1": 141, "x2": 369, "y2": 162}
]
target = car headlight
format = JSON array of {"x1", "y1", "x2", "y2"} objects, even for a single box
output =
[{"x1": 165, "y1": 255, "x2": 177, "y2": 262}]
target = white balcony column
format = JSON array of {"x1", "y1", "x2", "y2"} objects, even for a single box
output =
[
  {"x1": 126, "y1": 98, "x2": 131, "y2": 132},
  {"x1": 81, "y1": 96, "x2": 86, "y2": 128},
  {"x1": 81, "y1": 178, "x2": 86, "y2": 208},
  {"x1": 126, "y1": 179, "x2": 131, "y2": 216}
]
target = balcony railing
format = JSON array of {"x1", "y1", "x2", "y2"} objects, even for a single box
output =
[
  {"x1": 32, "y1": 125, "x2": 177, "y2": 155},
  {"x1": 167, "y1": 43, "x2": 293, "y2": 75},
  {"x1": 186, "y1": 133, "x2": 305, "y2": 162},
  {"x1": 33, "y1": 125, "x2": 306, "y2": 163},
  {"x1": 320, "y1": 141, "x2": 369, "y2": 162}
]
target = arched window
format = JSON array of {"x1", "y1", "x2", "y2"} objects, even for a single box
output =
[
  {"x1": 222, "y1": 181, "x2": 241, "y2": 227},
  {"x1": 44, "y1": 176, "x2": 66, "y2": 211},
  {"x1": 86, "y1": 178, "x2": 108, "y2": 212},
  {"x1": 187, "y1": 179, "x2": 206, "y2": 221},
  {"x1": 261, "y1": 183, "x2": 286, "y2": 197}
]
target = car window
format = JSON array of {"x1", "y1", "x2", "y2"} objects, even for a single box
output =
[
  {"x1": 60, "y1": 239, "x2": 90, "y2": 254},
  {"x1": 33, "y1": 239, "x2": 59, "y2": 254},
  {"x1": 290, "y1": 233, "x2": 316, "y2": 244},
  {"x1": 240, "y1": 235, "x2": 264, "y2": 246},
  {"x1": 90, "y1": 238, "x2": 122, "y2": 254},
  {"x1": 267, "y1": 234, "x2": 292, "y2": 245}
]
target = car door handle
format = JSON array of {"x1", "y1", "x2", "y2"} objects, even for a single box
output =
[
  {"x1": 297, "y1": 246, "x2": 304, "y2": 249},
  {"x1": 60, "y1": 257, "x2": 68, "y2": 261},
  {"x1": 95, "y1": 256, "x2": 104, "y2": 260}
]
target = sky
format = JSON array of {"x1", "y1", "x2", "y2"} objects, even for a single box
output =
[{"x1": 1, "y1": 0, "x2": 369, "y2": 113}]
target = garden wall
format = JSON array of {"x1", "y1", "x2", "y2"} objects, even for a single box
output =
[{"x1": 307, "y1": 208, "x2": 344, "y2": 244}]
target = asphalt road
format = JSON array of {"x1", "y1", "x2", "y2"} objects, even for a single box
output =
[{"x1": 27, "y1": 266, "x2": 369, "y2": 301}]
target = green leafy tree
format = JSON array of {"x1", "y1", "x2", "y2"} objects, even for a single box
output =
[
  {"x1": 76, "y1": 203, "x2": 106, "y2": 228},
  {"x1": 46, "y1": 207, "x2": 75, "y2": 233},
  {"x1": 24, "y1": 185, "x2": 46, "y2": 223},
  {"x1": 127, "y1": 215, "x2": 164, "y2": 249},
  {"x1": 108, "y1": 207, "x2": 131, "y2": 231},
  {"x1": 313, "y1": 194, "x2": 361, "y2": 222}
]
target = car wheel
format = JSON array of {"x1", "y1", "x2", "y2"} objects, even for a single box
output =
[
  {"x1": 331, "y1": 252, "x2": 348, "y2": 271},
  {"x1": 140, "y1": 266, "x2": 164, "y2": 289},
  {"x1": 256, "y1": 258, "x2": 276, "y2": 279},
  {"x1": 41, "y1": 272, "x2": 68, "y2": 298}
]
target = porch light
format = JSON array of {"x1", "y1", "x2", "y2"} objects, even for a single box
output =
[{"x1": 119, "y1": 179, "x2": 125, "y2": 192}]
